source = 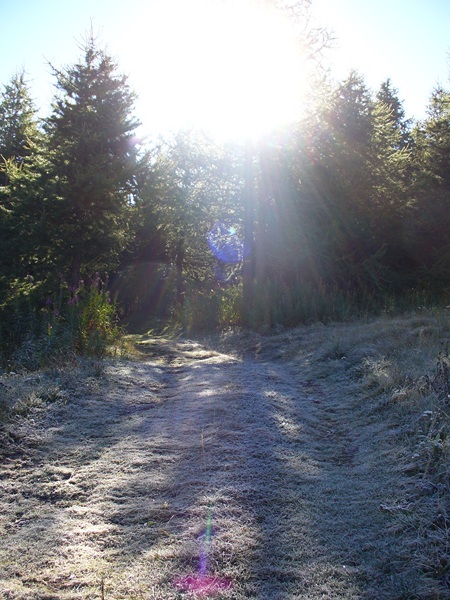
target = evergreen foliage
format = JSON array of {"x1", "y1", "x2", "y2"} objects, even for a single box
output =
[
  {"x1": 0, "y1": 37, "x2": 138, "y2": 365},
  {"x1": 0, "y1": 70, "x2": 39, "y2": 167},
  {"x1": 0, "y1": 74, "x2": 45, "y2": 297},
  {"x1": 0, "y1": 28, "x2": 449, "y2": 362},
  {"x1": 44, "y1": 34, "x2": 141, "y2": 285},
  {"x1": 411, "y1": 87, "x2": 450, "y2": 283}
]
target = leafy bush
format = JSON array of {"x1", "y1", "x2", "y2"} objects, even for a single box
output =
[
  {"x1": 66, "y1": 275, "x2": 121, "y2": 356},
  {"x1": 174, "y1": 283, "x2": 242, "y2": 332}
]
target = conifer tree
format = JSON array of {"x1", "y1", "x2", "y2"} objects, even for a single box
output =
[
  {"x1": 0, "y1": 71, "x2": 39, "y2": 167},
  {"x1": 411, "y1": 86, "x2": 450, "y2": 284},
  {"x1": 0, "y1": 72, "x2": 43, "y2": 288},
  {"x1": 376, "y1": 79, "x2": 411, "y2": 149},
  {"x1": 0, "y1": 138, "x2": 54, "y2": 286},
  {"x1": 297, "y1": 73, "x2": 376, "y2": 288},
  {"x1": 366, "y1": 88, "x2": 414, "y2": 287},
  {"x1": 44, "y1": 34, "x2": 141, "y2": 285}
]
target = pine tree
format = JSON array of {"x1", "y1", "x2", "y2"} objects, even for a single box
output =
[
  {"x1": 411, "y1": 86, "x2": 450, "y2": 284},
  {"x1": 0, "y1": 72, "x2": 43, "y2": 288},
  {"x1": 44, "y1": 35, "x2": 141, "y2": 285},
  {"x1": 0, "y1": 71, "x2": 39, "y2": 162},
  {"x1": 376, "y1": 79, "x2": 411, "y2": 149},
  {"x1": 366, "y1": 88, "x2": 414, "y2": 288}
]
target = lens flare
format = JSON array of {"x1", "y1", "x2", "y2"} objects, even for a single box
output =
[
  {"x1": 207, "y1": 222, "x2": 244, "y2": 264},
  {"x1": 174, "y1": 573, "x2": 232, "y2": 596},
  {"x1": 174, "y1": 507, "x2": 232, "y2": 597},
  {"x1": 199, "y1": 508, "x2": 212, "y2": 576}
]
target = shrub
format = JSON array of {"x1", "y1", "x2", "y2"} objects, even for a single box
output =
[
  {"x1": 66, "y1": 275, "x2": 121, "y2": 356},
  {"x1": 173, "y1": 283, "x2": 242, "y2": 332},
  {"x1": 0, "y1": 274, "x2": 121, "y2": 370}
]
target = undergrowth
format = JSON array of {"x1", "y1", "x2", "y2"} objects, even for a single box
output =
[
  {"x1": 164, "y1": 276, "x2": 450, "y2": 333},
  {"x1": 0, "y1": 357, "x2": 105, "y2": 452},
  {"x1": 1, "y1": 283, "x2": 450, "y2": 596},
  {"x1": 312, "y1": 309, "x2": 450, "y2": 595},
  {"x1": 216, "y1": 305, "x2": 450, "y2": 595},
  {"x1": 401, "y1": 346, "x2": 450, "y2": 590},
  {"x1": 0, "y1": 274, "x2": 123, "y2": 372}
]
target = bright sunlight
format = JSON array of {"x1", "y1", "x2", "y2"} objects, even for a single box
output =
[{"x1": 127, "y1": 0, "x2": 307, "y2": 140}]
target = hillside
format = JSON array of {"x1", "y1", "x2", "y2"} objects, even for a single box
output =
[{"x1": 0, "y1": 308, "x2": 449, "y2": 599}]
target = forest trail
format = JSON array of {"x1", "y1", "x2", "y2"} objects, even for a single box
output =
[{"x1": 1, "y1": 336, "x2": 409, "y2": 599}]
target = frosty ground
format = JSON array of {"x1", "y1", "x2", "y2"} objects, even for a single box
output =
[{"x1": 1, "y1": 314, "x2": 448, "y2": 599}]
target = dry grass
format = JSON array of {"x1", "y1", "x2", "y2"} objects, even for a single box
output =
[{"x1": 0, "y1": 308, "x2": 449, "y2": 599}]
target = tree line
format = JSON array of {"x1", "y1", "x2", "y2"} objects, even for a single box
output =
[{"x1": 0, "y1": 33, "x2": 449, "y2": 364}]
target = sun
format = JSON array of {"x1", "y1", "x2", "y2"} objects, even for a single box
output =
[{"x1": 124, "y1": 0, "x2": 308, "y2": 141}]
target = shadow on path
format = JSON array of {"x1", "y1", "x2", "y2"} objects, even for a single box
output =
[{"x1": 0, "y1": 337, "x2": 406, "y2": 598}]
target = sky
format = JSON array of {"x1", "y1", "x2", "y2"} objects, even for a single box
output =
[
  {"x1": 310, "y1": 0, "x2": 450, "y2": 118},
  {"x1": 0, "y1": 0, "x2": 449, "y2": 140}
]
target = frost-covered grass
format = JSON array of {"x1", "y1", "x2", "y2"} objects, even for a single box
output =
[{"x1": 0, "y1": 307, "x2": 449, "y2": 598}]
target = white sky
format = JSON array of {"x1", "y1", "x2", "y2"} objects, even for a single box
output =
[{"x1": 0, "y1": 0, "x2": 449, "y2": 139}]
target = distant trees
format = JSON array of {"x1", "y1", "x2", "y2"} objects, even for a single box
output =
[
  {"x1": 0, "y1": 70, "x2": 39, "y2": 168},
  {"x1": 0, "y1": 72, "x2": 43, "y2": 288},
  {"x1": 411, "y1": 86, "x2": 450, "y2": 283},
  {"x1": 0, "y1": 31, "x2": 449, "y2": 345},
  {"x1": 244, "y1": 70, "x2": 448, "y2": 323},
  {"x1": 133, "y1": 132, "x2": 244, "y2": 304}
]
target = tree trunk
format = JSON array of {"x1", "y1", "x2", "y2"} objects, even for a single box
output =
[
  {"x1": 175, "y1": 238, "x2": 185, "y2": 305},
  {"x1": 242, "y1": 140, "x2": 255, "y2": 323}
]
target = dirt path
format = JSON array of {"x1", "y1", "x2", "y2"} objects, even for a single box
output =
[{"x1": 0, "y1": 337, "x2": 412, "y2": 599}]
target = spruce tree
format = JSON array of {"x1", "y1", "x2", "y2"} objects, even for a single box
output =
[
  {"x1": 0, "y1": 71, "x2": 39, "y2": 167},
  {"x1": 376, "y1": 79, "x2": 411, "y2": 149},
  {"x1": 44, "y1": 35, "x2": 140, "y2": 285},
  {"x1": 367, "y1": 88, "x2": 414, "y2": 288},
  {"x1": 297, "y1": 73, "x2": 376, "y2": 289},
  {"x1": 412, "y1": 86, "x2": 450, "y2": 284},
  {"x1": 0, "y1": 72, "x2": 42, "y2": 287}
]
